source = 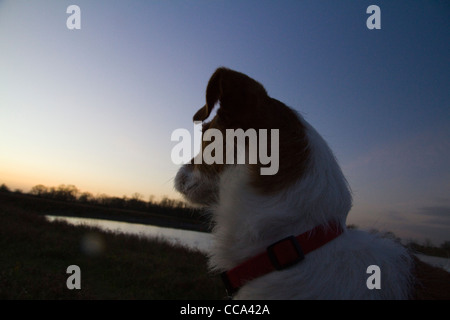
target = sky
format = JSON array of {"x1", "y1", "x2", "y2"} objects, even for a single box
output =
[{"x1": 0, "y1": 0, "x2": 449, "y2": 245}]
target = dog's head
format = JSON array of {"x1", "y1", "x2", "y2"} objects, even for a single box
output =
[{"x1": 174, "y1": 67, "x2": 310, "y2": 206}]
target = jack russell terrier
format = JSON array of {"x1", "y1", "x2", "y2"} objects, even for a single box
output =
[{"x1": 175, "y1": 67, "x2": 449, "y2": 299}]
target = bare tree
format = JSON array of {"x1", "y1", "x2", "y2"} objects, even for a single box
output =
[{"x1": 30, "y1": 184, "x2": 48, "y2": 196}]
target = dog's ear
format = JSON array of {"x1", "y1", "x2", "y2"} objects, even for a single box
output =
[
  {"x1": 193, "y1": 67, "x2": 267, "y2": 124},
  {"x1": 193, "y1": 67, "x2": 225, "y2": 122}
]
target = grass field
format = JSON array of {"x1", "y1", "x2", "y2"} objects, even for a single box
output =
[{"x1": 0, "y1": 195, "x2": 224, "y2": 299}]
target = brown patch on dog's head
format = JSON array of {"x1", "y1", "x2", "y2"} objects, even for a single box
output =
[
  {"x1": 192, "y1": 67, "x2": 310, "y2": 194},
  {"x1": 193, "y1": 68, "x2": 269, "y2": 129}
]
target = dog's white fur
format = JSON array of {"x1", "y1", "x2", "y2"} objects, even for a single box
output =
[{"x1": 175, "y1": 68, "x2": 414, "y2": 299}]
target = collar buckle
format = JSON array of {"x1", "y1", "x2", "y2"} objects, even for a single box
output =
[{"x1": 266, "y1": 235, "x2": 305, "y2": 270}]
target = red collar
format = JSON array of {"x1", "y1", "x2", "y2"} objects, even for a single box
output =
[{"x1": 221, "y1": 222, "x2": 344, "y2": 296}]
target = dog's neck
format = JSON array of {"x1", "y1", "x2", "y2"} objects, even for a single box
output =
[{"x1": 208, "y1": 120, "x2": 353, "y2": 272}]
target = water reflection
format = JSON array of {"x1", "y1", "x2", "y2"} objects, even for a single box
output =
[{"x1": 46, "y1": 216, "x2": 213, "y2": 253}]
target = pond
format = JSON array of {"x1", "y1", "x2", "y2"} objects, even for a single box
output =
[
  {"x1": 45, "y1": 216, "x2": 450, "y2": 273},
  {"x1": 46, "y1": 215, "x2": 213, "y2": 253}
]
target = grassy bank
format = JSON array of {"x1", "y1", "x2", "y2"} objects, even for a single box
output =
[{"x1": 0, "y1": 198, "x2": 224, "y2": 299}]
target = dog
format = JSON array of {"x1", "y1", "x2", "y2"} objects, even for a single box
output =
[{"x1": 175, "y1": 67, "x2": 449, "y2": 299}]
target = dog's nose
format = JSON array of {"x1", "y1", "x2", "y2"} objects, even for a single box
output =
[
  {"x1": 178, "y1": 172, "x2": 186, "y2": 188},
  {"x1": 175, "y1": 170, "x2": 186, "y2": 190},
  {"x1": 175, "y1": 165, "x2": 192, "y2": 193}
]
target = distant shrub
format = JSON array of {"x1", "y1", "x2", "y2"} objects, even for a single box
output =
[{"x1": 0, "y1": 183, "x2": 10, "y2": 193}]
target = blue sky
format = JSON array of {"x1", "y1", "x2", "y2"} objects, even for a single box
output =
[{"x1": 0, "y1": 1, "x2": 449, "y2": 244}]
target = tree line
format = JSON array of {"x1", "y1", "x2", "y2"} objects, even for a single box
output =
[
  {"x1": 27, "y1": 184, "x2": 188, "y2": 209},
  {"x1": 0, "y1": 183, "x2": 207, "y2": 225}
]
